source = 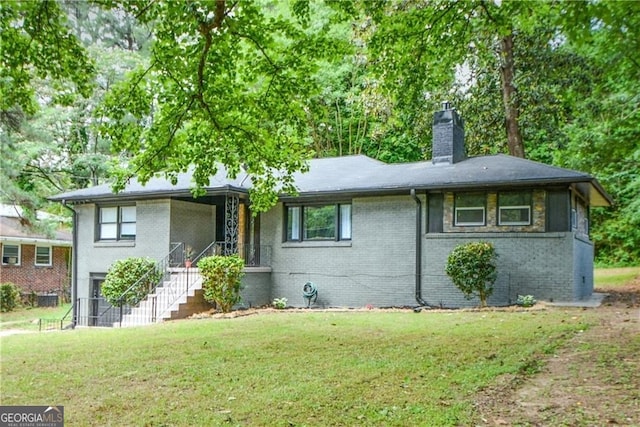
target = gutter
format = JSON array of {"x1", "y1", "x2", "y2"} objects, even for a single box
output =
[
  {"x1": 61, "y1": 201, "x2": 78, "y2": 329},
  {"x1": 410, "y1": 189, "x2": 434, "y2": 310}
]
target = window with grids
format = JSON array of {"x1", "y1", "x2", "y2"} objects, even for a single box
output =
[
  {"x1": 98, "y1": 205, "x2": 136, "y2": 241},
  {"x1": 1, "y1": 244, "x2": 20, "y2": 265},
  {"x1": 286, "y1": 203, "x2": 351, "y2": 242},
  {"x1": 498, "y1": 192, "x2": 532, "y2": 226},
  {"x1": 35, "y1": 245, "x2": 52, "y2": 266},
  {"x1": 454, "y1": 193, "x2": 486, "y2": 226}
]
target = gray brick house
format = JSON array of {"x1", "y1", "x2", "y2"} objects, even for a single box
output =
[{"x1": 51, "y1": 104, "x2": 611, "y2": 326}]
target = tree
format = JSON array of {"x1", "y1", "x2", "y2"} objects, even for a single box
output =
[
  {"x1": 1, "y1": 2, "x2": 148, "y2": 223},
  {"x1": 96, "y1": 0, "x2": 346, "y2": 213},
  {"x1": 0, "y1": 0, "x2": 94, "y2": 120},
  {"x1": 445, "y1": 241, "x2": 498, "y2": 307}
]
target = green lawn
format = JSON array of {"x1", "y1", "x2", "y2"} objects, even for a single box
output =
[
  {"x1": 594, "y1": 266, "x2": 640, "y2": 288},
  {"x1": 0, "y1": 309, "x2": 593, "y2": 426},
  {"x1": 0, "y1": 303, "x2": 72, "y2": 331}
]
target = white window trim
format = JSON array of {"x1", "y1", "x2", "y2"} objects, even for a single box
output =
[
  {"x1": 454, "y1": 206, "x2": 486, "y2": 226},
  {"x1": 35, "y1": 245, "x2": 53, "y2": 266},
  {"x1": 498, "y1": 205, "x2": 531, "y2": 226},
  {"x1": 1, "y1": 243, "x2": 21, "y2": 266}
]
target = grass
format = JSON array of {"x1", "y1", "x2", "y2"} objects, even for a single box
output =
[
  {"x1": 594, "y1": 266, "x2": 640, "y2": 288},
  {"x1": 0, "y1": 309, "x2": 594, "y2": 426},
  {"x1": 0, "y1": 303, "x2": 72, "y2": 331}
]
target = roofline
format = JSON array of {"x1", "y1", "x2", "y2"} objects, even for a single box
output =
[
  {"x1": 49, "y1": 175, "x2": 611, "y2": 208},
  {"x1": 49, "y1": 185, "x2": 250, "y2": 204},
  {"x1": 0, "y1": 236, "x2": 72, "y2": 246},
  {"x1": 281, "y1": 177, "x2": 612, "y2": 207}
]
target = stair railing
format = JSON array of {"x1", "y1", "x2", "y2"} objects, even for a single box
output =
[{"x1": 116, "y1": 242, "x2": 183, "y2": 326}]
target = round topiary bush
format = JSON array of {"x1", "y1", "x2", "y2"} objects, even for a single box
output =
[
  {"x1": 0, "y1": 282, "x2": 21, "y2": 312},
  {"x1": 101, "y1": 257, "x2": 162, "y2": 306},
  {"x1": 445, "y1": 241, "x2": 498, "y2": 307}
]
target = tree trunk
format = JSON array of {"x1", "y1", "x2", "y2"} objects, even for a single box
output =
[{"x1": 499, "y1": 33, "x2": 526, "y2": 158}]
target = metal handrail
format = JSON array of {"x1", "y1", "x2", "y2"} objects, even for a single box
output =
[
  {"x1": 85, "y1": 241, "x2": 271, "y2": 327},
  {"x1": 116, "y1": 242, "x2": 183, "y2": 306}
]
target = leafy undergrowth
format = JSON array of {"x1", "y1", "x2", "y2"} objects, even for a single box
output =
[{"x1": 0, "y1": 309, "x2": 588, "y2": 426}]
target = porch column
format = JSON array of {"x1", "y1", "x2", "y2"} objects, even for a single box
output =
[{"x1": 224, "y1": 195, "x2": 240, "y2": 255}]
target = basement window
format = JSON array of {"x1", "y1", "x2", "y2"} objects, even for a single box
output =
[
  {"x1": 2, "y1": 244, "x2": 20, "y2": 265},
  {"x1": 498, "y1": 192, "x2": 532, "y2": 226},
  {"x1": 285, "y1": 203, "x2": 351, "y2": 242},
  {"x1": 454, "y1": 193, "x2": 486, "y2": 226}
]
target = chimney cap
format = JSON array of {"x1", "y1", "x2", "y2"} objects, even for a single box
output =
[{"x1": 441, "y1": 101, "x2": 452, "y2": 110}]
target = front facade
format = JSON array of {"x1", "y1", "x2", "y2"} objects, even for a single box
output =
[
  {"x1": 0, "y1": 206, "x2": 72, "y2": 301},
  {"x1": 51, "y1": 106, "x2": 611, "y2": 324}
]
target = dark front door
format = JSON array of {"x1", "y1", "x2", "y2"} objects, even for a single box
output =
[{"x1": 90, "y1": 278, "x2": 103, "y2": 327}]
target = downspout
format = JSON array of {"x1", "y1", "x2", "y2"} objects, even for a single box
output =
[
  {"x1": 410, "y1": 189, "x2": 433, "y2": 310},
  {"x1": 62, "y1": 200, "x2": 78, "y2": 328}
]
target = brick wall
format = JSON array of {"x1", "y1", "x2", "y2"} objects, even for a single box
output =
[
  {"x1": 264, "y1": 195, "x2": 418, "y2": 309},
  {"x1": 262, "y1": 193, "x2": 590, "y2": 309},
  {"x1": 0, "y1": 243, "x2": 70, "y2": 295},
  {"x1": 422, "y1": 232, "x2": 578, "y2": 307}
]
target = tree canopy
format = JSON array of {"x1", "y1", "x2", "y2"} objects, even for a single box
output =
[{"x1": 1, "y1": 0, "x2": 638, "y2": 264}]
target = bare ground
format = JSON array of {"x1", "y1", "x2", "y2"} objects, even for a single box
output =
[{"x1": 476, "y1": 278, "x2": 640, "y2": 426}]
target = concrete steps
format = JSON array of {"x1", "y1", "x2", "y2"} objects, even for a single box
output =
[{"x1": 117, "y1": 268, "x2": 210, "y2": 327}]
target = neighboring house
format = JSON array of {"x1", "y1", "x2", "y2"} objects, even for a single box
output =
[
  {"x1": 51, "y1": 104, "x2": 611, "y2": 326},
  {"x1": 0, "y1": 205, "x2": 72, "y2": 301}
]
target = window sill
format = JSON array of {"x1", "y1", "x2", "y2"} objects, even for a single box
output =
[
  {"x1": 94, "y1": 241, "x2": 136, "y2": 248},
  {"x1": 282, "y1": 241, "x2": 352, "y2": 248}
]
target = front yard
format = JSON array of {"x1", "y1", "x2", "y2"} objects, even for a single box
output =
[
  {"x1": 0, "y1": 306, "x2": 601, "y2": 426},
  {"x1": 1, "y1": 267, "x2": 638, "y2": 425}
]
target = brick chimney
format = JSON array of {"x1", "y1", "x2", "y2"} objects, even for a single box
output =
[{"x1": 432, "y1": 102, "x2": 466, "y2": 165}]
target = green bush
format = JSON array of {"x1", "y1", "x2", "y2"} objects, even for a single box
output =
[
  {"x1": 445, "y1": 241, "x2": 498, "y2": 308},
  {"x1": 198, "y1": 255, "x2": 245, "y2": 313},
  {"x1": 0, "y1": 282, "x2": 21, "y2": 312},
  {"x1": 516, "y1": 294, "x2": 537, "y2": 307},
  {"x1": 273, "y1": 297, "x2": 288, "y2": 309},
  {"x1": 101, "y1": 257, "x2": 162, "y2": 307}
]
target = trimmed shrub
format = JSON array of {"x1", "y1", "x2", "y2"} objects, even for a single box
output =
[
  {"x1": 0, "y1": 282, "x2": 21, "y2": 312},
  {"x1": 445, "y1": 241, "x2": 498, "y2": 307},
  {"x1": 198, "y1": 255, "x2": 245, "y2": 313},
  {"x1": 101, "y1": 257, "x2": 162, "y2": 307}
]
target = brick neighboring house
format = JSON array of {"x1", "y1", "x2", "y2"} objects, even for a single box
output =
[
  {"x1": 51, "y1": 104, "x2": 612, "y2": 327},
  {"x1": 0, "y1": 205, "x2": 72, "y2": 302}
]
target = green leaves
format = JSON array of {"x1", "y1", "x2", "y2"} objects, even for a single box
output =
[
  {"x1": 198, "y1": 255, "x2": 245, "y2": 313},
  {"x1": 0, "y1": 1, "x2": 95, "y2": 115},
  {"x1": 102, "y1": 257, "x2": 162, "y2": 307},
  {"x1": 93, "y1": 0, "x2": 344, "y2": 212},
  {"x1": 445, "y1": 242, "x2": 498, "y2": 307}
]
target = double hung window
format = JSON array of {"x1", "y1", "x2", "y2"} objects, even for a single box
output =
[
  {"x1": 286, "y1": 203, "x2": 351, "y2": 242},
  {"x1": 98, "y1": 205, "x2": 136, "y2": 241},
  {"x1": 1, "y1": 244, "x2": 20, "y2": 265},
  {"x1": 35, "y1": 245, "x2": 52, "y2": 266},
  {"x1": 454, "y1": 194, "x2": 486, "y2": 226},
  {"x1": 498, "y1": 192, "x2": 532, "y2": 226}
]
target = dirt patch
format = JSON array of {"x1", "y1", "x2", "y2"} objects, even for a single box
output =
[{"x1": 476, "y1": 279, "x2": 640, "y2": 426}]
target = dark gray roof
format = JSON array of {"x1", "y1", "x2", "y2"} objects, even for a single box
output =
[{"x1": 50, "y1": 154, "x2": 611, "y2": 207}]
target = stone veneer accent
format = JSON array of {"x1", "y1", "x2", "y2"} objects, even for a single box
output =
[{"x1": 443, "y1": 190, "x2": 546, "y2": 233}]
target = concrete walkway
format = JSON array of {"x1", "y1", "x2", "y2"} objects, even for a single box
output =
[{"x1": 545, "y1": 292, "x2": 608, "y2": 308}]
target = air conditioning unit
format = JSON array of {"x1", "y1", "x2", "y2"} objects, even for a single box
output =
[{"x1": 7, "y1": 257, "x2": 18, "y2": 265}]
